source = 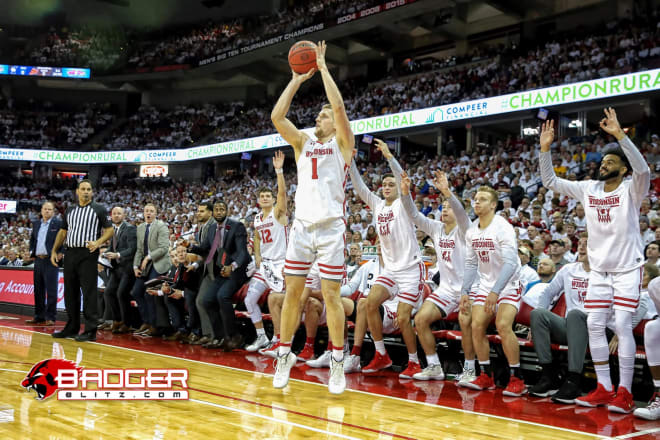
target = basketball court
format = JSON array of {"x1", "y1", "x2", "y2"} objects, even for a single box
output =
[{"x1": 0, "y1": 314, "x2": 657, "y2": 439}]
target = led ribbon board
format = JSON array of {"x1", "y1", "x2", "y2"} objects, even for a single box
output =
[{"x1": 1, "y1": 69, "x2": 658, "y2": 164}]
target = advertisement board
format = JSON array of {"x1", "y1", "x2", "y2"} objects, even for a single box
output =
[{"x1": 0, "y1": 268, "x2": 66, "y2": 310}]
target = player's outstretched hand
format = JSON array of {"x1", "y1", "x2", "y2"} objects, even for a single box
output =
[
  {"x1": 433, "y1": 170, "x2": 451, "y2": 197},
  {"x1": 292, "y1": 67, "x2": 316, "y2": 83},
  {"x1": 373, "y1": 138, "x2": 393, "y2": 160},
  {"x1": 273, "y1": 150, "x2": 285, "y2": 170},
  {"x1": 599, "y1": 107, "x2": 625, "y2": 140},
  {"x1": 539, "y1": 120, "x2": 554, "y2": 152},
  {"x1": 400, "y1": 172, "x2": 411, "y2": 196},
  {"x1": 315, "y1": 40, "x2": 327, "y2": 72}
]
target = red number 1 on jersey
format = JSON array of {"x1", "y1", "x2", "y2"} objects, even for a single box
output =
[{"x1": 311, "y1": 157, "x2": 318, "y2": 180}]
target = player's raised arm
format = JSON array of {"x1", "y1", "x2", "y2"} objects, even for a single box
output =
[
  {"x1": 538, "y1": 119, "x2": 585, "y2": 201},
  {"x1": 600, "y1": 107, "x2": 650, "y2": 205},
  {"x1": 315, "y1": 41, "x2": 354, "y2": 155},
  {"x1": 374, "y1": 139, "x2": 404, "y2": 189},
  {"x1": 349, "y1": 161, "x2": 380, "y2": 210},
  {"x1": 434, "y1": 170, "x2": 471, "y2": 237},
  {"x1": 400, "y1": 171, "x2": 436, "y2": 236},
  {"x1": 272, "y1": 150, "x2": 288, "y2": 224},
  {"x1": 271, "y1": 68, "x2": 316, "y2": 156}
]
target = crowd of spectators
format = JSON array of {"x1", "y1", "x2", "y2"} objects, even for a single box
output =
[
  {"x1": 16, "y1": 25, "x2": 126, "y2": 72},
  {"x1": 0, "y1": 17, "x2": 659, "y2": 150},
  {"x1": 125, "y1": 0, "x2": 382, "y2": 70},
  {"x1": 0, "y1": 99, "x2": 115, "y2": 150},
  {"x1": 2, "y1": 125, "x2": 659, "y2": 278},
  {"x1": 117, "y1": 17, "x2": 660, "y2": 147}
]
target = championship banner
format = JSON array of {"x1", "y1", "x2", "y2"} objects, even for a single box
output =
[
  {"x1": 198, "y1": 0, "x2": 416, "y2": 67},
  {"x1": 0, "y1": 69, "x2": 658, "y2": 164}
]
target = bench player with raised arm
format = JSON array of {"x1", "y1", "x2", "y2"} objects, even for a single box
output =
[
  {"x1": 400, "y1": 170, "x2": 471, "y2": 381},
  {"x1": 539, "y1": 108, "x2": 650, "y2": 413},
  {"x1": 349, "y1": 139, "x2": 425, "y2": 379},
  {"x1": 270, "y1": 41, "x2": 355, "y2": 395},
  {"x1": 245, "y1": 150, "x2": 289, "y2": 352}
]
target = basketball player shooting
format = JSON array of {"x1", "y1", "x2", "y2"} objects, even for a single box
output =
[
  {"x1": 270, "y1": 41, "x2": 355, "y2": 395},
  {"x1": 539, "y1": 108, "x2": 650, "y2": 413}
]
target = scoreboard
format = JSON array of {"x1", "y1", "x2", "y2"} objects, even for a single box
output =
[{"x1": 0, "y1": 64, "x2": 90, "y2": 79}]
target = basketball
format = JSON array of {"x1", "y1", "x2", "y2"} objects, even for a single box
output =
[{"x1": 288, "y1": 40, "x2": 317, "y2": 74}]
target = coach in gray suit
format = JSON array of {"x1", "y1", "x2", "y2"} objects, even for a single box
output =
[{"x1": 131, "y1": 203, "x2": 171, "y2": 336}]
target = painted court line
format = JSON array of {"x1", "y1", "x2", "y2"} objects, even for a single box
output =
[
  {"x1": 0, "y1": 368, "x2": 28, "y2": 374},
  {"x1": 612, "y1": 428, "x2": 660, "y2": 439},
  {"x1": 189, "y1": 398, "x2": 364, "y2": 440},
  {"x1": 0, "y1": 325, "x2": 617, "y2": 439}
]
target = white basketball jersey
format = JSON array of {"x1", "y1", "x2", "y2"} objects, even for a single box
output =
[
  {"x1": 553, "y1": 262, "x2": 589, "y2": 314},
  {"x1": 465, "y1": 215, "x2": 521, "y2": 294},
  {"x1": 431, "y1": 223, "x2": 465, "y2": 297},
  {"x1": 374, "y1": 198, "x2": 422, "y2": 272},
  {"x1": 254, "y1": 209, "x2": 287, "y2": 262},
  {"x1": 582, "y1": 180, "x2": 644, "y2": 272},
  {"x1": 294, "y1": 137, "x2": 349, "y2": 225}
]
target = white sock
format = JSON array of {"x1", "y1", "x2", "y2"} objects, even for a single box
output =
[
  {"x1": 332, "y1": 349, "x2": 344, "y2": 362},
  {"x1": 465, "y1": 359, "x2": 476, "y2": 370},
  {"x1": 426, "y1": 353, "x2": 440, "y2": 366},
  {"x1": 279, "y1": 344, "x2": 291, "y2": 357},
  {"x1": 256, "y1": 327, "x2": 265, "y2": 336},
  {"x1": 408, "y1": 352, "x2": 419, "y2": 364},
  {"x1": 374, "y1": 340, "x2": 386, "y2": 355},
  {"x1": 594, "y1": 363, "x2": 612, "y2": 391},
  {"x1": 272, "y1": 335, "x2": 279, "y2": 343}
]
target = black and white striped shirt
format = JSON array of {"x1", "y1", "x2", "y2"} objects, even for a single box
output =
[{"x1": 62, "y1": 202, "x2": 111, "y2": 248}]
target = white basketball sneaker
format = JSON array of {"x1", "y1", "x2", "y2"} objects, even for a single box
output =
[
  {"x1": 412, "y1": 363, "x2": 445, "y2": 381},
  {"x1": 306, "y1": 350, "x2": 331, "y2": 368},
  {"x1": 329, "y1": 357, "x2": 346, "y2": 395},
  {"x1": 245, "y1": 334, "x2": 269, "y2": 352},
  {"x1": 273, "y1": 352, "x2": 296, "y2": 389},
  {"x1": 456, "y1": 367, "x2": 477, "y2": 387},
  {"x1": 343, "y1": 354, "x2": 361, "y2": 373}
]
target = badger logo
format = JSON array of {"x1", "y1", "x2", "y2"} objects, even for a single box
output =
[{"x1": 21, "y1": 359, "x2": 82, "y2": 400}]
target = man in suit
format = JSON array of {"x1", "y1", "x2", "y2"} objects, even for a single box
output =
[
  {"x1": 27, "y1": 201, "x2": 62, "y2": 325},
  {"x1": 183, "y1": 201, "x2": 215, "y2": 345},
  {"x1": 101, "y1": 206, "x2": 137, "y2": 333},
  {"x1": 157, "y1": 243, "x2": 202, "y2": 342},
  {"x1": 131, "y1": 203, "x2": 171, "y2": 337},
  {"x1": 190, "y1": 200, "x2": 250, "y2": 350}
]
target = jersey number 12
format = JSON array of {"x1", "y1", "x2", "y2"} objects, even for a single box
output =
[{"x1": 259, "y1": 229, "x2": 273, "y2": 244}]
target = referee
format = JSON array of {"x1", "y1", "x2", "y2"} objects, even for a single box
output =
[{"x1": 51, "y1": 179, "x2": 113, "y2": 342}]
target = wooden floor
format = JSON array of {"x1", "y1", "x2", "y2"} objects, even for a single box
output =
[{"x1": 0, "y1": 321, "x2": 656, "y2": 440}]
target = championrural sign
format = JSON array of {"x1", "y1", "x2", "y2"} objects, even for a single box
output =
[{"x1": 1, "y1": 69, "x2": 659, "y2": 165}]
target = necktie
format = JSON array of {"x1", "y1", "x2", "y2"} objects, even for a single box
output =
[
  {"x1": 112, "y1": 225, "x2": 118, "y2": 251},
  {"x1": 205, "y1": 224, "x2": 222, "y2": 264},
  {"x1": 144, "y1": 223, "x2": 151, "y2": 254}
]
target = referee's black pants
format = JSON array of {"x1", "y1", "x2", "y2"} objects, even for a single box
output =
[{"x1": 63, "y1": 247, "x2": 99, "y2": 333}]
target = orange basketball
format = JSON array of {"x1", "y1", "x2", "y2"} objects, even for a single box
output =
[{"x1": 288, "y1": 41, "x2": 317, "y2": 74}]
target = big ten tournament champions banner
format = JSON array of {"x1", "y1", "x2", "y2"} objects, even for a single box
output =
[
  {"x1": 0, "y1": 268, "x2": 67, "y2": 311},
  {"x1": 0, "y1": 64, "x2": 90, "y2": 79},
  {"x1": 198, "y1": 0, "x2": 416, "y2": 66},
  {"x1": 1, "y1": 69, "x2": 659, "y2": 165}
]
